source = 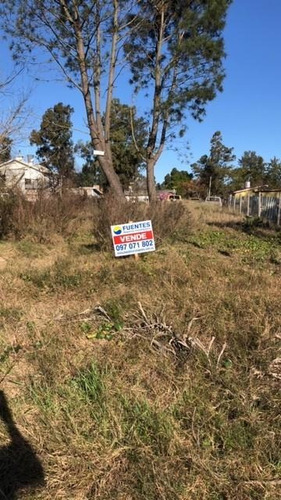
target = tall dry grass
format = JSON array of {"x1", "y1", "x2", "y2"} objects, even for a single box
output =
[{"x1": 0, "y1": 197, "x2": 280, "y2": 499}]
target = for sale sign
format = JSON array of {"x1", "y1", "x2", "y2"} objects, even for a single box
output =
[{"x1": 111, "y1": 220, "x2": 155, "y2": 257}]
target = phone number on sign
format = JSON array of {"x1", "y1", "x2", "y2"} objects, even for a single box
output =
[{"x1": 115, "y1": 240, "x2": 154, "y2": 252}]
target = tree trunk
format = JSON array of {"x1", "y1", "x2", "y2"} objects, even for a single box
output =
[
  {"x1": 98, "y1": 154, "x2": 124, "y2": 197},
  {"x1": 80, "y1": 92, "x2": 124, "y2": 198},
  {"x1": 147, "y1": 159, "x2": 157, "y2": 202},
  {"x1": 74, "y1": 12, "x2": 124, "y2": 199}
]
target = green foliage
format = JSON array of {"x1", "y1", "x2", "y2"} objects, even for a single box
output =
[
  {"x1": 30, "y1": 102, "x2": 75, "y2": 181},
  {"x1": 265, "y1": 156, "x2": 281, "y2": 188},
  {"x1": 125, "y1": 1, "x2": 231, "y2": 122},
  {"x1": 161, "y1": 167, "x2": 193, "y2": 196},
  {"x1": 192, "y1": 131, "x2": 235, "y2": 196},
  {"x1": 109, "y1": 99, "x2": 147, "y2": 188},
  {"x1": 125, "y1": 0, "x2": 232, "y2": 197},
  {"x1": 188, "y1": 227, "x2": 279, "y2": 263},
  {"x1": 76, "y1": 99, "x2": 148, "y2": 189},
  {"x1": 230, "y1": 151, "x2": 266, "y2": 191},
  {"x1": 75, "y1": 141, "x2": 105, "y2": 187},
  {"x1": 73, "y1": 363, "x2": 106, "y2": 408}
]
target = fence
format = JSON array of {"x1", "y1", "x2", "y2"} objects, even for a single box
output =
[{"x1": 229, "y1": 190, "x2": 281, "y2": 225}]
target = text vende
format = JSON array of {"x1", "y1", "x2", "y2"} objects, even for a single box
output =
[{"x1": 114, "y1": 231, "x2": 153, "y2": 244}]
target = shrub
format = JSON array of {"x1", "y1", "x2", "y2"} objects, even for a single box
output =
[
  {"x1": 0, "y1": 190, "x2": 93, "y2": 242},
  {"x1": 0, "y1": 188, "x2": 20, "y2": 238},
  {"x1": 93, "y1": 195, "x2": 191, "y2": 250}
]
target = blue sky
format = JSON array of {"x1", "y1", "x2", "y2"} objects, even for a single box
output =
[{"x1": 2, "y1": 0, "x2": 281, "y2": 182}]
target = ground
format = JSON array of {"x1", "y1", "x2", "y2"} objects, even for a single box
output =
[{"x1": 0, "y1": 201, "x2": 280, "y2": 499}]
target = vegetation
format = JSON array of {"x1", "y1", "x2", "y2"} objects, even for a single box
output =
[
  {"x1": 0, "y1": 198, "x2": 280, "y2": 499},
  {"x1": 160, "y1": 167, "x2": 193, "y2": 197},
  {"x1": 0, "y1": 135, "x2": 12, "y2": 163},
  {"x1": 192, "y1": 131, "x2": 236, "y2": 197},
  {"x1": 230, "y1": 151, "x2": 267, "y2": 191},
  {"x1": 76, "y1": 99, "x2": 148, "y2": 189},
  {"x1": 1, "y1": 0, "x2": 232, "y2": 199},
  {"x1": 30, "y1": 103, "x2": 75, "y2": 183}
]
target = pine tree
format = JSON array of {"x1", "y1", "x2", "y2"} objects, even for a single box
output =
[
  {"x1": 76, "y1": 99, "x2": 148, "y2": 189},
  {"x1": 192, "y1": 131, "x2": 235, "y2": 196},
  {"x1": 30, "y1": 103, "x2": 75, "y2": 182},
  {"x1": 230, "y1": 151, "x2": 266, "y2": 191}
]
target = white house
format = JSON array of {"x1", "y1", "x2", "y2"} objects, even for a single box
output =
[{"x1": 0, "y1": 156, "x2": 50, "y2": 198}]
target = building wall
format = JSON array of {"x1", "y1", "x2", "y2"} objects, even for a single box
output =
[{"x1": 0, "y1": 160, "x2": 49, "y2": 192}]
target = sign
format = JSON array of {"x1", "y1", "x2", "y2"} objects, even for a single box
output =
[
  {"x1": 93, "y1": 150, "x2": 105, "y2": 156},
  {"x1": 111, "y1": 220, "x2": 155, "y2": 257}
]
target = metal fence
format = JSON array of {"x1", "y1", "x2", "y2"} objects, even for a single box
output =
[{"x1": 229, "y1": 192, "x2": 281, "y2": 224}]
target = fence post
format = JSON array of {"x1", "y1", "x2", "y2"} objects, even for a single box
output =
[
  {"x1": 247, "y1": 194, "x2": 250, "y2": 216},
  {"x1": 258, "y1": 192, "x2": 261, "y2": 217},
  {"x1": 239, "y1": 196, "x2": 242, "y2": 214},
  {"x1": 277, "y1": 194, "x2": 281, "y2": 226}
]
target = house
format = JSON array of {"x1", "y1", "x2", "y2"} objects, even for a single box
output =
[
  {"x1": 0, "y1": 156, "x2": 50, "y2": 200},
  {"x1": 230, "y1": 184, "x2": 281, "y2": 224}
]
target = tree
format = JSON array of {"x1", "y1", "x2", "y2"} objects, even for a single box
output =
[
  {"x1": 75, "y1": 141, "x2": 106, "y2": 188},
  {"x1": 108, "y1": 99, "x2": 147, "y2": 189},
  {"x1": 1, "y1": 0, "x2": 232, "y2": 201},
  {"x1": 192, "y1": 131, "x2": 235, "y2": 196},
  {"x1": 76, "y1": 98, "x2": 148, "y2": 189},
  {"x1": 162, "y1": 167, "x2": 192, "y2": 196},
  {"x1": 230, "y1": 151, "x2": 266, "y2": 191},
  {"x1": 0, "y1": 136, "x2": 12, "y2": 163},
  {"x1": 30, "y1": 103, "x2": 75, "y2": 181},
  {"x1": 125, "y1": 0, "x2": 232, "y2": 199},
  {"x1": 1, "y1": 0, "x2": 130, "y2": 198},
  {"x1": 265, "y1": 157, "x2": 281, "y2": 188}
]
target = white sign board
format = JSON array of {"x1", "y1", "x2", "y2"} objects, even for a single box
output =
[{"x1": 111, "y1": 220, "x2": 155, "y2": 257}]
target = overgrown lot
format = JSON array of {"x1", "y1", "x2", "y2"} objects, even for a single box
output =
[{"x1": 0, "y1": 198, "x2": 280, "y2": 499}]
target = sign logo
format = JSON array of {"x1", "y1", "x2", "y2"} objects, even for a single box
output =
[{"x1": 113, "y1": 225, "x2": 122, "y2": 235}]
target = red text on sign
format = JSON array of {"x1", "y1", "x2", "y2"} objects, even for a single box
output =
[{"x1": 114, "y1": 230, "x2": 153, "y2": 244}]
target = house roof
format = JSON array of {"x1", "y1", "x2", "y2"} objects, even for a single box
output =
[
  {"x1": 233, "y1": 185, "x2": 281, "y2": 195},
  {"x1": 0, "y1": 158, "x2": 50, "y2": 175}
]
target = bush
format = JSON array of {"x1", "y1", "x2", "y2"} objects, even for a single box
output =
[
  {"x1": 93, "y1": 195, "x2": 192, "y2": 250},
  {"x1": 0, "y1": 188, "x2": 21, "y2": 239},
  {"x1": 0, "y1": 190, "x2": 93, "y2": 242}
]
